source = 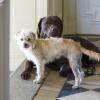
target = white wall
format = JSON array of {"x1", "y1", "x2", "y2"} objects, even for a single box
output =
[
  {"x1": 10, "y1": 0, "x2": 36, "y2": 38},
  {"x1": 10, "y1": 0, "x2": 36, "y2": 71}
]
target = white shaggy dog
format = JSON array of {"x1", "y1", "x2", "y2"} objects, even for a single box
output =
[{"x1": 16, "y1": 29, "x2": 100, "y2": 88}]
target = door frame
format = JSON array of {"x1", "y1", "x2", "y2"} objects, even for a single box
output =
[
  {"x1": 63, "y1": 0, "x2": 77, "y2": 34},
  {"x1": 47, "y1": 0, "x2": 77, "y2": 34},
  {"x1": 0, "y1": 0, "x2": 10, "y2": 100},
  {"x1": 47, "y1": 0, "x2": 63, "y2": 19}
]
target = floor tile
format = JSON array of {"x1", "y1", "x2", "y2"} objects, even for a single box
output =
[{"x1": 57, "y1": 91, "x2": 100, "y2": 100}]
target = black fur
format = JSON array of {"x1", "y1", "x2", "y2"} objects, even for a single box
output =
[
  {"x1": 37, "y1": 16, "x2": 63, "y2": 38},
  {"x1": 21, "y1": 16, "x2": 99, "y2": 80}
]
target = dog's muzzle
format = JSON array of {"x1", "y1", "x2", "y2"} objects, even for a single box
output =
[{"x1": 24, "y1": 43, "x2": 29, "y2": 48}]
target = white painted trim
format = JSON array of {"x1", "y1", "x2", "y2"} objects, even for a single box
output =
[
  {"x1": 63, "y1": 0, "x2": 76, "y2": 34},
  {"x1": 47, "y1": 0, "x2": 63, "y2": 19},
  {"x1": 35, "y1": 0, "x2": 48, "y2": 30}
]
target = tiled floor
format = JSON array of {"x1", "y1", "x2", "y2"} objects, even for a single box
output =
[
  {"x1": 32, "y1": 63, "x2": 100, "y2": 100},
  {"x1": 57, "y1": 63, "x2": 100, "y2": 100},
  {"x1": 58, "y1": 91, "x2": 100, "y2": 100},
  {"x1": 10, "y1": 63, "x2": 100, "y2": 100}
]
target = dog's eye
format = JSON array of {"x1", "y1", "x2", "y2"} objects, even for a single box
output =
[
  {"x1": 27, "y1": 38, "x2": 31, "y2": 41},
  {"x1": 21, "y1": 38, "x2": 23, "y2": 41}
]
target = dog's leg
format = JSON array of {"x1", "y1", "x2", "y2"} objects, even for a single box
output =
[
  {"x1": 78, "y1": 58, "x2": 84, "y2": 84},
  {"x1": 21, "y1": 61, "x2": 35, "y2": 80},
  {"x1": 69, "y1": 58, "x2": 80, "y2": 88},
  {"x1": 72, "y1": 68, "x2": 79, "y2": 89},
  {"x1": 33, "y1": 60, "x2": 45, "y2": 84}
]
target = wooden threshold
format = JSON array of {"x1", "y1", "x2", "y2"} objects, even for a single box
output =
[{"x1": 33, "y1": 71, "x2": 66, "y2": 100}]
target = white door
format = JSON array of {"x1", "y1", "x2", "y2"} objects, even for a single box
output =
[{"x1": 76, "y1": 0, "x2": 100, "y2": 34}]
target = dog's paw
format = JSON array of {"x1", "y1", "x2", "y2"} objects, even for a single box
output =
[
  {"x1": 21, "y1": 71, "x2": 31, "y2": 80},
  {"x1": 33, "y1": 78, "x2": 43, "y2": 84},
  {"x1": 79, "y1": 71, "x2": 85, "y2": 84}
]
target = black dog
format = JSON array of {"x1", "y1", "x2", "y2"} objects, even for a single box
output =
[
  {"x1": 21, "y1": 16, "x2": 99, "y2": 80},
  {"x1": 37, "y1": 16, "x2": 63, "y2": 38},
  {"x1": 21, "y1": 16, "x2": 63, "y2": 80}
]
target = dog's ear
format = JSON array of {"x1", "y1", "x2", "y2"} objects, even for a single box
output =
[
  {"x1": 16, "y1": 31, "x2": 21, "y2": 36},
  {"x1": 31, "y1": 32, "x2": 37, "y2": 39},
  {"x1": 37, "y1": 17, "x2": 45, "y2": 38}
]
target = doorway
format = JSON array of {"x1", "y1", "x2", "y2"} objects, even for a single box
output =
[
  {"x1": 63, "y1": 0, "x2": 100, "y2": 35},
  {"x1": 76, "y1": 0, "x2": 100, "y2": 34}
]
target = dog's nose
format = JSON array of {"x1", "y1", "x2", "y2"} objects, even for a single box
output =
[{"x1": 24, "y1": 43, "x2": 29, "y2": 48}]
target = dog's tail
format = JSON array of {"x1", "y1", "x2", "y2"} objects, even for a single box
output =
[{"x1": 81, "y1": 47, "x2": 100, "y2": 61}]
